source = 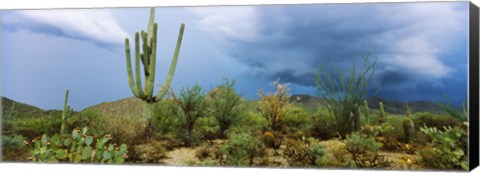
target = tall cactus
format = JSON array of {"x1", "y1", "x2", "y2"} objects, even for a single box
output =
[
  {"x1": 353, "y1": 104, "x2": 361, "y2": 131},
  {"x1": 124, "y1": 7, "x2": 185, "y2": 120},
  {"x1": 363, "y1": 100, "x2": 369, "y2": 124},
  {"x1": 403, "y1": 103, "x2": 415, "y2": 144},
  {"x1": 378, "y1": 101, "x2": 385, "y2": 124},
  {"x1": 60, "y1": 89, "x2": 73, "y2": 134}
]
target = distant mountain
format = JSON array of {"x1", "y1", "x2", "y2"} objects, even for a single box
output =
[
  {"x1": 83, "y1": 97, "x2": 144, "y2": 118},
  {"x1": 290, "y1": 94, "x2": 442, "y2": 115},
  {"x1": 1, "y1": 97, "x2": 47, "y2": 118}
]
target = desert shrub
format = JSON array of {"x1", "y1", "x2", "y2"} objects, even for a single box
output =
[
  {"x1": 1, "y1": 135, "x2": 29, "y2": 161},
  {"x1": 314, "y1": 55, "x2": 377, "y2": 138},
  {"x1": 130, "y1": 140, "x2": 167, "y2": 163},
  {"x1": 67, "y1": 109, "x2": 108, "y2": 135},
  {"x1": 205, "y1": 77, "x2": 244, "y2": 138},
  {"x1": 195, "y1": 145, "x2": 216, "y2": 160},
  {"x1": 107, "y1": 114, "x2": 146, "y2": 148},
  {"x1": 219, "y1": 133, "x2": 266, "y2": 166},
  {"x1": 26, "y1": 127, "x2": 128, "y2": 164},
  {"x1": 419, "y1": 125, "x2": 468, "y2": 170},
  {"x1": 14, "y1": 113, "x2": 62, "y2": 139},
  {"x1": 170, "y1": 84, "x2": 207, "y2": 147},
  {"x1": 344, "y1": 132, "x2": 391, "y2": 168},
  {"x1": 309, "y1": 108, "x2": 337, "y2": 140},
  {"x1": 413, "y1": 112, "x2": 459, "y2": 131},
  {"x1": 327, "y1": 144, "x2": 356, "y2": 168},
  {"x1": 195, "y1": 116, "x2": 221, "y2": 143},
  {"x1": 283, "y1": 137, "x2": 328, "y2": 167},
  {"x1": 257, "y1": 79, "x2": 292, "y2": 133},
  {"x1": 436, "y1": 94, "x2": 467, "y2": 122},
  {"x1": 235, "y1": 111, "x2": 268, "y2": 133},
  {"x1": 151, "y1": 99, "x2": 179, "y2": 137},
  {"x1": 283, "y1": 106, "x2": 311, "y2": 133}
]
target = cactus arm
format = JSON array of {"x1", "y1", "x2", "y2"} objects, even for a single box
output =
[
  {"x1": 134, "y1": 32, "x2": 145, "y2": 98},
  {"x1": 156, "y1": 23, "x2": 185, "y2": 100},
  {"x1": 125, "y1": 39, "x2": 139, "y2": 97},
  {"x1": 60, "y1": 89, "x2": 70, "y2": 134},
  {"x1": 147, "y1": 23, "x2": 158, "y2": 101},
  {"x1": 147, "y1": 7, "x2": 155, "y2": 46}
]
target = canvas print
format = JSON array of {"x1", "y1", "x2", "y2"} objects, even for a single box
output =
[{"x1": 0, "y1": 1, "x2": 474, "y2": 171}]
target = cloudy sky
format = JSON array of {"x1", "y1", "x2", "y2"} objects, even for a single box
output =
[{"x1": 1, "y1": 2, "x2": 469, "y2": 110}]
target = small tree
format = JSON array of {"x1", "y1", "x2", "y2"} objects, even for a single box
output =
[
  {"x1": 206, "y1": 77, "x2": 243, "y2": 138},
  {"x1": 170, "y1": 84, "x2": 206, "y2": 147},
  {"x1": 314, "y1": 54, "x2": 377, "y2": 138},
  {"x1": 257, "y1": 79, "x2": 292, "y2": 133}
]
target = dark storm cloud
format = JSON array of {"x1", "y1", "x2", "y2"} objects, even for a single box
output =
[{"x1": 190, "y1": 2, "x2": 468, "y2": 103}]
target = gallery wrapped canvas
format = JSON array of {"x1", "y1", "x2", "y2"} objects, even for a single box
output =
[{"x1": 1, "y1": 0, "x2": 479, "y2": 172}]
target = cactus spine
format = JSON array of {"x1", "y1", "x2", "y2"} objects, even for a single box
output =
[
  {"x1": 124, "y1": 8, "x2": 185, "y2": 120},
  {"x1": 60, "y1": 89, "x2": 73, "y2": 134},
  {"x1": 403, "y1": 103, "x2": 415, "y2": 144},
  {"x1": 378, "y1": 101, "x2": 385, "y2": 124},
  {"x1": 353, "y1": 104, "x2": 361, "y2": 131},
  {"x1": 363, "y1": 100, "x2": 369, "y2": 124}
]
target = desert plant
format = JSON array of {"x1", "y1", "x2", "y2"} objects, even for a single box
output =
[
  {"x1": 123, "y1": 8, "x2": 185, "y2": 134},
  {"x1": 60, "y1": 89, "x2": 74, "y2": 134},
  {"x1": 378, "y1": 101, "x2": 386, "y2": 124},
  {"x1": 310, "y1": 108, "x2": 337, "y2": 140},
  {"x1": 170, "y1": 84, "x2": 206, "y2": 147},
  {"x1": 436, "y1": 94, "x2": 467, "y2": 122},
  {"x1": 403, "y1": 103, "x2": 415, "y2": 144},
  {"x1": 419, "y1": 125, "x2": 468, "y2": 170},
  {"x1": 130, "y1": 140, "x2": 167, "y2": 163},
  {"x1": 219, "y1": 133, "x2": 265, "y2": 166},
  {"x1": 344, "y1": 132, "x2": 391, "y2": 168},
  {"x1": 206, "y1": 77, "x2": 243, "y2": 138},
  {"x1": 283, "y1": 106, "x2": 311, "y2": 133},
  {"x1": 283, "y1": 137, "x2": 328, "y2": 167},
  {"x1": 26, "y1": 127, "x2": 128, "y2": 164},
  {"x1": 1, "y1": 135, "x2": 29, "y2": 161},
  {"x1": 363, "y1": 100, "x2": 370, "y2": 124},
  {"x1": 314, "y1": 54, "x2": 377, "y2": 138},
  {"x1": 353, "y1": 104, "x2": 361, "y2": 132},
  {"x1": 413, "y1": 112, "x2": 459, "y2": 130},
  {"x1": 257, "y1": 79, "x2": 292, "y2": 133},
  {"x1": 151, "y1": 99, "x2": 179, "y2": 137}
]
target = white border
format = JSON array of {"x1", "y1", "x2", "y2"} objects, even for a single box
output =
[{"x1": 0, "y1": 0, "x2": 475, "y2": 10}]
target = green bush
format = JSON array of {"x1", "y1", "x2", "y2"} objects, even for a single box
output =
[
  {"x1": 14, "y1": 112, "x2": 62, "y2": 139},
  {"x1": 206, "y1": 77, "x2": 244, "y2": 138},
  {"x1": 196, "y1": 116, "x2": 221, "y2": 142},
  {"x1": 151, "y1": 99, "x2": 179, "y2": 137},
  {"x1": 171, "y1": 84, "x2": 207, "y2": 147},
  {"x1": 284, "y1": 106, "x2": 311, "y2": 133},
  {"x1": 26, "y1": 127, "x2": 128, "y2": 164},
  {"x1": 413, "y1": 112, "x2": 459, "y2": 131},
  {"x1": 344, "y1": 132, "x2": 391, "y2": 168},
  {"x1": 67, "y1": 109, "x2": 107, "y2": 135},
  {"x1": 220, "y1": 133, "x2": 266, "y2": 166},
  {"x1": 130, "y1": 140, "x2": 167, "y2": 163},
  {"x1": 309, "y1": 108, "x2": 337, "y2": 140},
  {"x1": 283, "y1": 137, "x2": 327, "y2": 167},
  {"x1": 1, "y1": 135, "x2": 29, "y2": 161},
  {"x1": 419, "y1": 125, "x2": 468, "y2": 170}
]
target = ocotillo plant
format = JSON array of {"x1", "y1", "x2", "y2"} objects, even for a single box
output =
[
  {"x1": 124, "y1": 8, "x2": 185, "y2": 120},
  {"x1": 403, "y1": 103, "x2": 415, "y2": 144},
  {"x1": 60, "y1": 89, "x2": 73, "y2": 134}
]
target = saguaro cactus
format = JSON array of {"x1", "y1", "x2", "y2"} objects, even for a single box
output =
[
  {"x1": 60, "y1": 89, "x2": 73, "y2": 134},
  {"x1": 124, "y1": 8, "x2": 185, "y2": 120},
  {"x1": 403, "y1": 103, "x2": 415, "y2": 144},
  {"x1": 353, "y1": 104, "x2": 361, "y2": 132},
  {"x1": 363, "y1": 100, "x2": 369, "y2": 124},
  {"x1": 378, "y1": 101, "x2": 385, "y2": 124}
]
